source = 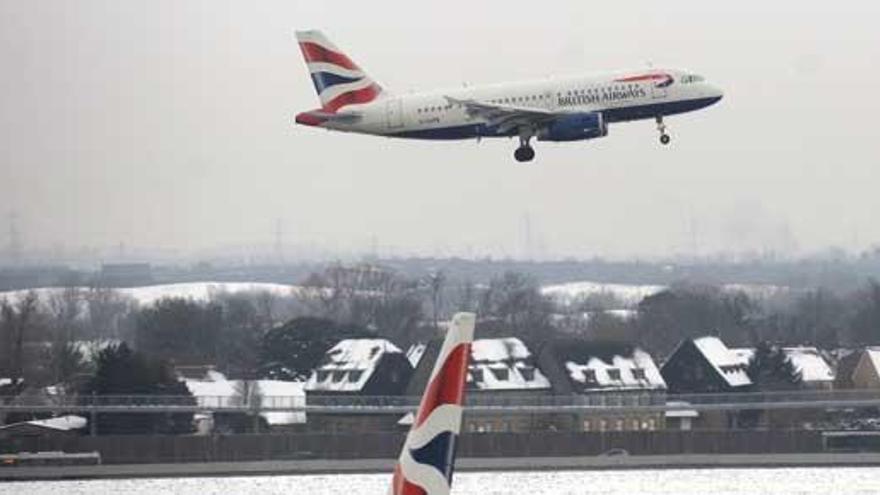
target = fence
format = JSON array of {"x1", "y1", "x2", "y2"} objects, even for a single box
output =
[{"x1": 0, "y1": 430, "x2": 824, "y2": 464}]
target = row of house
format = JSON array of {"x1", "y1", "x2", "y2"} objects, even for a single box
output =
[
  {"x1": 301, "y1": 333, "x2": 880, "y2": 434},
  {"x1": 8, "y1": 335, "x2": 876, "y2": 437}
]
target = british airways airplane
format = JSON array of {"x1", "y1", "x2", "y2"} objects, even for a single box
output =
[
  {"x1": 295, "y1": 30, "x2": 723, "y2": 162},
  {"x1": 391, "y1": 312, "x2": 474, "y2": 495}
]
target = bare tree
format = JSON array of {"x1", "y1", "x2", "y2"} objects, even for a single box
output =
[
  {"x1": 47, "y1": 287, "x2": 87, "y2": 385},
  {"x1": 0, "y1": 291, "x2": 40, "y2": 380}
]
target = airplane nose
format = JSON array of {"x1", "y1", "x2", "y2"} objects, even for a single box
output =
[{"x1": 709, "y1": 84, "x2": 724, "y2": 100}]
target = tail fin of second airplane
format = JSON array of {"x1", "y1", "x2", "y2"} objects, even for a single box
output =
[
  {"x1": 295, "y1": 30, "x2": 384, "y2": 113},
  {"x1": 390, "y1": 312, "x2": 475, "y2": 495}
]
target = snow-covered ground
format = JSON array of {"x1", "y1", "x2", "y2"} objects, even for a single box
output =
[
  {"x1": 0, "y1": 282, "x2": 303, "y2": 307},
  {"x1": 541, "y1": 281, "x2": 666, "y2": 307},
  {"x1": 542, "y1": 281, "x2": 793, "y2": 307}
]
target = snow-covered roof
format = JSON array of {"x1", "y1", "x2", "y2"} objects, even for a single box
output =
[
  {"x1": 864, "y1": 349, "x2": 880, "y2": 376},
  {"x1": 783, "y1": 347, "x2": 835, "y2": 383},
  {"x1": 468, "y1": 338, "x2": 551, "y2": 391},
  {"x1": 185, "y1": 372, "x2": 306, "y2": 425},
  {"x1": 306, "y1": 339, "x2": 403, "y2": 393},
  {"x1": 256, "y1": 380, "x2": 307, "y2": 426},
  {"x1": 665, "y1": 401, "x2": 699, "y2": 418},
  {"x1": 406, "y1": 343, "x2": 427, "y2": 368},
  {"x1": 564, "y1": 347, "x2": 666, "y2": 391},
  {"x1": 692, "y1": 337, "x2": 752, "y2": 388},
  {"x1": 72, "y1": 339, "x2": 121, "y2": 362},
  {"x1": 0, "y1": 415, "x2": 89, "y2": 432}
]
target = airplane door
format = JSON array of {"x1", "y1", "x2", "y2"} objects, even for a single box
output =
[
  {"x1": 651, "y1": 84, "x2": 667, "y2": 99},
  {"x1": 386, "y1": 99, "x2": 404, "y2": 129}
]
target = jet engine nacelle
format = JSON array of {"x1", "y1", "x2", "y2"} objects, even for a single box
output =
[{"x1": 538, "y1": 112, "x2": 608, "y2": 142}]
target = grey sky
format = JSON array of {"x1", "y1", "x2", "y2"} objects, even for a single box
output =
[{"x1": 1, "y1": 1, "x2": 879, "y2": 260}]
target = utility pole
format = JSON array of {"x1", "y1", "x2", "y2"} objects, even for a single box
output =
[
  {"x1": 7, "y1": 211, "x2": 22, "y2": 265},
  {"x1": 274, "y1": 218, "x2": 284, "y2": 264}
]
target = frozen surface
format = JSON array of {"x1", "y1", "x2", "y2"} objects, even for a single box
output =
[{"x1": 15, "y1": 468, "x2": 880, "y2": 495}]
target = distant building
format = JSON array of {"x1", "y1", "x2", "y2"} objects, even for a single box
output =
[
  {"x1": 407, "y1": 337, "x2": 553, "y2": 433},
  {"x1": 781, "y1": 347, "x2": 835, "y2": 390},
  {"x1": 184, "y1": 370, "x2": 306, "y2": 434},
  {"x1": 661, "y1": 336, "x2": 752, "y2": 429},
  {"x1": 538, "y1": 339, "x2": 667, "y2": 432},
  {"x1": 851, "y1": 348, "x2": 880, "y2": 390},
  {"x1": 833, "y1": 349, "x2": 864, "y2": 389},
  {"x1": 661, "y1": 336, "x2": 753, "y2": 394},
  {"x1": 305, "y1": 338, "x2": 414, "y2": 433},
  {"x1": 466, "y1": 338, "x2": 553, "y2": 433}
]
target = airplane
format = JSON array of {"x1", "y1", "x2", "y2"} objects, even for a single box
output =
[
  {"x1": 390, "y1": 312, "x2": 474, "y2": 495},
  {"x1": 294, "y1": 30, "x2": 723, "y2": 163}
]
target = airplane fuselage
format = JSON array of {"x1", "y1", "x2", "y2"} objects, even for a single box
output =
[{"x1": 298, "y1": 69, "x2": 722, "y2": 141}]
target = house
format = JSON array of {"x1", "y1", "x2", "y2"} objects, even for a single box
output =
[
  {"x1": 538, "y1": 339, "x2": 667, "y2": 432},
  {"x1": 0, "y1": 415, "x2": 87, "y2": 440},
  {"x1": 661, "y1": 336, "x2": 753, "y2": 395},
  {"x1": 833, "y1": 349, "x2": 863, "y2": 389},
  {"x1": 782, "y1": 347, "x2": 835, "y2": 390},
  {"x1": 184, "y1": 370, "x2": 306, "y2": 434},
  {"x1": 305, "y1": 338, "x2": 414, "y2": 433},
  {"x1": 407, "y1": 337, "x2": 553, "y2": 433},
  {"x1": 851, "y1": 348, "x2": 880, "y2": 389},
  {"x1": 660, "y1": 336, "x2": 753, "y2": 429}
]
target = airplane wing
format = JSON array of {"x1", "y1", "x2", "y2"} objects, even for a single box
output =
[{"x1": 444, "y1": 96, "x2": 559, "y2": 134}]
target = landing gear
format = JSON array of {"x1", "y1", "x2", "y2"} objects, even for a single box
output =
[
  {"x1": 514, "y1": 133, "x2": 535, "y2": 162},
  {"x1": 656, "y1": 116, "x2": 671, "y2": 145},
  {"x1": 514, "y1": 145, "x2": 535, "y2": 162}
]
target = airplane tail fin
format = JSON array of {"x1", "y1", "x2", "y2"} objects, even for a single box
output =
[
  {"x1": 390, "y1": 312, "x2": 475, "y2": 495},
  {"x1": 295, "y1": 30, "x2": 384, "y2": 113}
]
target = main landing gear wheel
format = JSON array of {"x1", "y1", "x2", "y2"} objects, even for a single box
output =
[
  {"x1": 655, "y1": 115, "x2": 671, "y2": 146},
  {"x1": 514, "y1": 146, "x2": 535, "y2": 163}
]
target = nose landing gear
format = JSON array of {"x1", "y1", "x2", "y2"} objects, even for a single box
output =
[{"x1": 656, "y1": 116, "x2": 671, "y2": 145}]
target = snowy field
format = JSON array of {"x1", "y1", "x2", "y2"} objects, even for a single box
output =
[
  {"x1": 15, "y1": 468, "x2": 880, "y2": 495},
  {"x1": 0, "y1": 282, "x2": 303, "y2": 307},
  {"x1": 541, "y1": 281, "x2": 793, "y2": 307}
]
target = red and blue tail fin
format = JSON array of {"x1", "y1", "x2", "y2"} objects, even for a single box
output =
[
  {"x1": 390, "y1": 312, "x2": 475, "y2": 495},
  {"x1": 295, "y1": 30, "x2": 383, "y2": 114}
]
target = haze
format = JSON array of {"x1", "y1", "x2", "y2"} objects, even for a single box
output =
[{"x1": 1, "y1": 1, "x2": 878, "y2": 261}]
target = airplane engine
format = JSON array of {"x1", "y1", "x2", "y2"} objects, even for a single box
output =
[{"x1": 538, "y1": 112, "x2": 608, "y2": 142}]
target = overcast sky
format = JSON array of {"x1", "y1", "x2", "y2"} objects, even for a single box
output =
[{"x1": 1, "y1": 1, "x2": 879, "y2": 261}]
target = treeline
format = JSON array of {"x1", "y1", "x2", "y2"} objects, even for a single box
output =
[{"x1": 3, "y1": 266, "x2": 880, "y2": 395}]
